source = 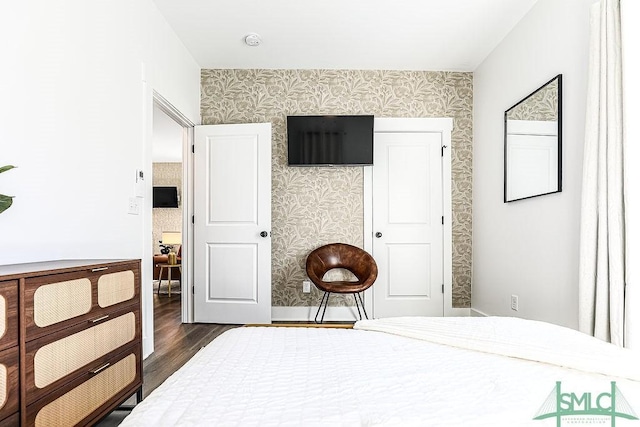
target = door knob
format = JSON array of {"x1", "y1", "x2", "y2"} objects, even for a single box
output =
[
  {"x1": 260, "y1": 231, "x2": 268, "y2": 238},
  {"x1": 375, "y1": 232, "x2": 382, "y2": 238}
]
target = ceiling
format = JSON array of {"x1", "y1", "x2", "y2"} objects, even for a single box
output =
[{"x1": 152, "y1": 0, "x2": 539, "y2": 71}]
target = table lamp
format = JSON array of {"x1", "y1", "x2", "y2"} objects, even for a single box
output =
[{"x1": 160, "y1": 231, "x2": 181, "y2": 264}]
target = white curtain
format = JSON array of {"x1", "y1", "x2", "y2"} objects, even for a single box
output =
[{"x1": 579, "y1": 0, "x2": 624, "y2": 346}]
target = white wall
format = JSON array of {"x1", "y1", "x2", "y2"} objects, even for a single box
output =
[
  {"x1": 0, "y1": 0, "x2": 199, "y2": 263},
  {"x1": 152, "y1": 104, "x2": 184, "y2": 162},
  {"x1": 0, "y1": 0, "x2": 200, "y2": 356},
  {"x1": 622, "y1": 0, "x2": 640, "y2": 348},
  {"x1": 472, "y1": 0, "x2": 596, "y2": 328}
]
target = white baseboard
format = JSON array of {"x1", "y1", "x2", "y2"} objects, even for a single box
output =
[
  {"x1": 444, "y1": 307, "x2": 471, "y2": 317},
  {"x1": 470, "y1": 308, "x2": 490, "y2": 317},
  {"x1": 271, "y1": 306, "x2": 363, "y2": 322}
]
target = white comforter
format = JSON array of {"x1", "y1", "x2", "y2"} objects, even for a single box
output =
[
  {"x1": 121, "y1": 318, "x2": 640, "y2": 426},
  {"x1": 354, "y1": 316, "x2": 640, "y2": 381}
]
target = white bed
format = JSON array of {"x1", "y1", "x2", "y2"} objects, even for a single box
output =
[{"x1": 120, "y1": 317, "x2": 640, "y2": 426}]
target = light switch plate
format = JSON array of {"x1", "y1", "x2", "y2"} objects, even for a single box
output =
[{"x1": 128, "y1": 197, "x2": 140, "y2": 215}]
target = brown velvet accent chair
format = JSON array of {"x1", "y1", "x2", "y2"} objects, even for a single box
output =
[
  {"x1": 153, "y1": 245, "x2": 182, "y2": 280},
  {"x1": 306, "y1": 243, "x2": 378, "y2": 324}
]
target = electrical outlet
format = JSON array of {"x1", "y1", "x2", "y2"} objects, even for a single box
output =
[
  {"x1": 511, "y1": 295, "x2": 519, "y2": 311},
  {"x1": 302, "y1": 280, "x2": 311, "y2": 293}
]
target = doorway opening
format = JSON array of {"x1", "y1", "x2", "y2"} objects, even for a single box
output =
[
  {"x1": 151, "y1": 92, "x2": 195, "y2": 336},
  {"x1": 151, "y1": 103, "x2": 184, "y2": 324}
]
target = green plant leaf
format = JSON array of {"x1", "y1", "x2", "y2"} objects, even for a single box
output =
[
  {"x1": 0, "y1": 165, "x2": 15, "y2": 174},
  {"x1": 0, "y1": 194, "x2": 13, "y2": 214}
]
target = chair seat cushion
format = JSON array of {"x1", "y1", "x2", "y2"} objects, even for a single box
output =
[{"x1": 315, "y1": 280, "x2": 371, "y2": 294}]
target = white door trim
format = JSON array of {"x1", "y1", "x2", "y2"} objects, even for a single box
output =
[
  {"x1": 363, "y1": 165, "x2": 374, "y2": 317},
  {"x1": 367, "y1": 118, "x2": 465, "y2": 317}
]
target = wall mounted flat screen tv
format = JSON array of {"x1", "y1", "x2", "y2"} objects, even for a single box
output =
[
  {"x1": 287, "y1": 115, "x2": 374, "y2": 166},
  {"x1": 153, "y1": 186, "x2": 179, "y2": 208}
]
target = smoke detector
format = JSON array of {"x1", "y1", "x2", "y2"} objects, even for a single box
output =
[{"x1": 244, "y1": 33, "x2": 262, "y2": 47}]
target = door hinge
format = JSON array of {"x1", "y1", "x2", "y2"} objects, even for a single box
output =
[
  {"x1": 192, "y1": 145, "x2": 195, "y2": 154},
  {"x1": 441, "y1": 145, "x2": 447, "y2": 157},
  {"x1": 442, "y1": 284, "x2": 444, "y2": 294},
  {"x1": 192, "y1": 215, "x2": 195, "y2": 224},
  {"x1": 192, "y1": 286, "x2": 195, "y2": 295},
  {"x1": 442, "y1": 216, "x2": 444, "y2": 225}
]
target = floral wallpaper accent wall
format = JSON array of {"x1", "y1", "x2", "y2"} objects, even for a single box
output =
[
  {"x1": 507, "y1": 78, "x2": 559, "y2": 121},
  {"x1": 201, "y1": 69, "x2": 472, "y2": 308}
]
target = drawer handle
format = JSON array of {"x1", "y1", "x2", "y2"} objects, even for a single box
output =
[
  {"x1": 91, "y1": 267, "x2": 109, "y2": 272},
  {"x1": 89, "y1": 314, "x2": 110, "y2": 323},
  {"x1": 89, "y1": 362, "x2": 111, "y2": 375}
]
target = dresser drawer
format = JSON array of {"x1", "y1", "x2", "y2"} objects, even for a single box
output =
[
  {"x1": 0, "y1": 346, "x2": 18, "y2": 423},
  {"x1": 23, "y1": 261, "x2": 140, "y2": 341},
  {"x1": 24, "y1": 305, "x2": 141, "y2": 405},
  {"x1": 0, "y1": 281, "x2": 18, "y2": 352},
  {"x1": 26, "y1": 343, "x2": 142, "y2": 427}
]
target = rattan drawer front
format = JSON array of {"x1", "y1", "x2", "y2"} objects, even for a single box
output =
[
  {"x1": 98, "y1": 270, "x2": 135, "y2": 308},
  {"x1": 33, "y1": 278, "x2": 92, "y2": 328},
  {"x1": 0, "y1": 347, "x2": 18, "y2": 422},
  {"x1": 24, "y1": 261, "x2": 141, "y2": 342},
  {"x1": 29, "y1": 348, "x2": 140, "y2": 427},
  {"x1": 0, "y1": 282, "x2": 18, "y2": 352},
  {"x1": 34, "y1": 312, "x2": 136, "y2": 389},
  {"x1": 24, "y1": 304, "x2": 141, "y2": 406}
]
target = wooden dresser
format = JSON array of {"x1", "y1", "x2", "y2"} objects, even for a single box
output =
[{"x1": 0, "y1": 259, "x2": 142, "y2": 427}]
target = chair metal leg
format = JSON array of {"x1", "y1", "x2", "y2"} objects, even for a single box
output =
[
  {"x1": 320, "y1": 294, "x2": 330, "y2": 323},
  {"x1": 353, "y1": 293, "x2": 363, "y2": 320},
  {"x1": 356, "y1": 292, "x2": 368, "y2": 320},
  {"x1": 315, "y1": 292, "x2": 330, "y2": 324}
]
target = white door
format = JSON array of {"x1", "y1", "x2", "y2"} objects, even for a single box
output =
[
  {"x1": 194, "y1": 123, "x2": 271, "y2": 324},
  {"x1": 372, "y1": 131, "x2": 444, "y2": 317}
]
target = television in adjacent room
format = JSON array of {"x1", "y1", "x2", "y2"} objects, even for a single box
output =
[
  {"x1": 153, "y1": 186, "x2": 179, "y2": 208},
  {"x1": 287, "y1": 115, "x2": 374, "y2": 166}
]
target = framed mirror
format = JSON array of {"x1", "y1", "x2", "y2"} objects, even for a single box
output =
[{"x1": 504, "y1": 74, "x2": 562, "y2": 202}]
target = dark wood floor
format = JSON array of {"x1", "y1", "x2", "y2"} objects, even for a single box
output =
[
  {"x1": 97, "y1": 293, "x2": 240, "y2": 426},
  {"x1": 142, "y1": 294, "x2": 240, "y2": 395}
]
